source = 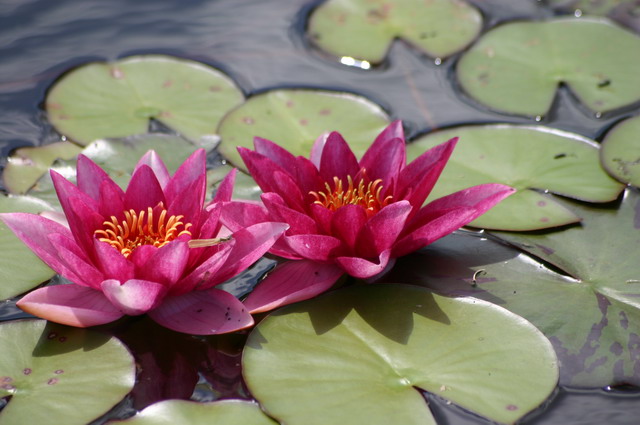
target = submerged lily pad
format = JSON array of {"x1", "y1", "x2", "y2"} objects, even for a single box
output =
[
  {"x1": 456, "y1": 18, "x2": 640, "y2": 116},
  {"x1": 0, "y1": 320, "x2": 135, "y2": 425},
  {"x1": 244, "y1": 284, "x2": 558, "y2": 425},
  {"x1": 600, "y1": 115, "x2": 640, "y2": 187},
  {"x1": 45, "y1": 55, "x2": 244, "y2": 145},
  {"x1": 307, "y1": 0, "x2": 482, "y2": 64},
  {"x1": 407, "y1": 125, "x2": 624, "y2": 230},
  {"x1": 217, "y1": 89, "x2": 390, "y2": 170},
  {"x1": 0, "y1": 195, "x2": 55, "y2": 300},
  {"x1": 3, "y1": 141, "x2": 82, "y2": 194},
  {"x1": 110, "y1": 400, "x2": 278, "y2": 425}
]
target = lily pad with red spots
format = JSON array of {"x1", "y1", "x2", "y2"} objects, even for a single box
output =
[
  {"x1": 307, "y1": 0, "x2": 482, "y2": 64},
  {"x1": 243, "y1": 284, "x2": 558, "y2": 425},
  {"x1": 217, "y1": 89, "x2": 390, "y2": 171},
  {"x1": 45, "y1": 55, "x2": 244, "y2": 145},
  {"x1": 0, "y1": 320, "x2": 135, "y2": 425},
  {"x1": 456, "y1": 18, "x2": 640, "y2": 117},
  {"x1": 600, "y1": 114, "x2": 640, "y2": 187},
  {"x1": 407, "y1": 125, "x2": 624, "y2": 231}
]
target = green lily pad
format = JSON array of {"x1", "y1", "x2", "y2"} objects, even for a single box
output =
[
  {"x1": 549, "y1": 0, "x2": 635, "y2": 15},
  {"x1": 208, "y1": 164, "x2": 261, "y2": 201},
  {"x1": 3, "y1": 141, "x2": 82, "y2": 194},
  {"x1": 110, "y1": 400, "x2": 278, "y2": 425},
  {"x1": 0, "y1": 195, "x2": 55, "y2": 300},
  {"x1": 407, "y1": 125, "x2": 624, "y2": 230},
  {"x1": 456, "y1": 18, "x2": 640, "y2": 116},
  {"x1": 600, "y1": 115, "x2": 640, "y2": 187},
  {"x1": 307, "y1": 0, "x2": 482, "y2": 64},
  {"x1": 0, "y1": 320, "x2": 135, "y2": 425},
  {"x1": 243, "y1": 284, "x2": 558, "y2": 425},
  {"x1": 217, "y1": 89, "x2": 390, "y2": 170},
  {"x1": 45, "y1": 55, "x2": 244, "y2": 145}
]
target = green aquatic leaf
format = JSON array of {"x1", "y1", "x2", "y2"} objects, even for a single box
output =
[
  {"x1": 456, "y1": 18, "x2": 640, "y2": 116},
  {"x1": 0, "y1": 195, "x2": 55, "y2": 300},
  {"x1": 0, "y1": 320, "x2": 135, "y2": 425},
  {"x1": 109, "y1": 400, "x2": 278, "y2": 425},
  {"x1": 407, "y1": 125, "x2": 624, "y2": 230},
  {"x1": 600, "y1": 115, "x2": 640, "y2": 187},
  {"x1": 45, "y1": 55, "x2": 244, "y2": 145},
  {"x1": 208, "y1": 164, "x2": 261, "y2": 201},
  {"x1": 307, "y1": 0, "x2": 482, "y2": 64},
  {"x1": 217, "y1": 89, "x2": 390, "y2": 171},
  {"x1": 244, "y1": 284, "x2": 558, "y2": 425},
  {"x1": 2, "y1": 141, "x2": 82, "y2": 194}
]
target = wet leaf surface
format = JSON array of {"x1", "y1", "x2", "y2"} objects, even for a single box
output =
[
  {"x1": 407, "y1": 125, "x2": 624, "y2": 230},
  {"x1": 600, "y1": 114, "x2": 640, "y2": 187},
  {"x1": 244, "y1": 284, "x2": 558, "y2": 425}
]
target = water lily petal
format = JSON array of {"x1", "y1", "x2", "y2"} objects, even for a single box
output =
[
  {"x1": 254, "y1": 136, "x2": 299, "y2": 171},
  {"x1": 136, "y1": 150, "x2": 171, "y2": 189},
  {"x1": 330, "y1": 204, "x2": 368, "y2": 252},
  {"x1": 101, "y1": 279, "x2": 167, "y2": 316},
  {"x1": 262, "y1": 192, "x2": 318, "y2": 235},
  {"x1": 309, "y1": 203, "x2": 334, "y2": 235},
  {"x1": 164, "y1": 149, "x2": 206, "y2": 206},
  {"x1": 319, "y1": 131, "x2": 360, "y2": 183},
  {"x1": 174, "y1": 240, "x2": 235, "y2": 294},
  {"x1": 356, "y1": 200, "x2": 412, "y2": 258},
  {"x1": 67, "y1": 195, "x2": 109, "y2": 256},
  {"x1": 148, "y1": 288, "x2": 253, "y2": 335},
  {"x1": 98, "y1": 178, "x2": 126, "y2": 219},
  {"x1": 137, "y1": 240, "x2": 190, "y2": 285},
  {"x1": 310, "y1": 131, "x2": 330, "y2": 168},
  {"x1": 93, "y1": 239, "x2": 135, "y2": 281},
  {"x1": 284, "y1": 233, "x2": 342, "y2": 261},
  {"x1": 50, "y1": 169, "x2": 100, "y2": 215},
  {"x1": 393, "y1": 184, "x2": 515, "y2": 257},
  {"x1": 359, "y1": 120, "x2": 406, "y2": 183},
  {"x1": 124, "y1": 164, "x2": 166, "y2": 212},
  {"x1": 335, "y1": 249, "x2": 392, "y2": 279},
  {"x1": 219, "y1": 200, "x2": 271, "y2": 232},
  {"x1": 167, "y1": 175, "x2": 205, "y2": 232},
  {"x1": 48, "y1": 233, "x2": 104, "y2": 288},
  {"x1": 16, "y1": 285, "x2": 124, "y2": 327},
  {"x1": 212, "y1": 168, "x2": 237, "y2": 204},
  {"x1": 77, "y1": 154, "x2": 124, "y2": 201},
  {"x1": 243, "y1": 260, "x2": 344, "y2": 314}
]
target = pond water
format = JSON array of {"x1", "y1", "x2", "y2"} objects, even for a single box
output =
[{"x1": 1, "y1": 0, "x2": 640, "y2": 424}]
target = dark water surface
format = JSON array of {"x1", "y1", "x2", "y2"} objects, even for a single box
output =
[{"x1": 1, "y1": 0, "x2": 639, "y2": 424}]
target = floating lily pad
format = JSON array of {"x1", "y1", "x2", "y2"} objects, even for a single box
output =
[
  {"x1": 110, "y1": 400, "x2": 278, "y2": 425},
  {"x1": 45, "y1": 55, "x2": 244, "y2": 145},
  {"x1": 3, "y1": 141, "x2": 82, "y2": 194},
  {"x1": 0, "y1": 320, "x2": 135, "y2": 425},
  {"x1": 244, "y1": 284, "x2": 558, "y2": 425},
  {"x1": 456, "y1": 18, "x2": 640, "y2": 116},
  {"x1": 217, "y1": 89, "x2": 390, "y2": 170},
  {"x1": 0, "y1": 195, "x2": 55, "y2": 300},
  {"x1": 407, "y1": 125, "x2": 624, "y2": 230},
  {"x1": 307, "y1": 0, "x2": 482, "y2": 64},
  {"x1": 600, "y1": 115, "x2": 640, "y2": 187},
  {"x1": 548, "y1": 0, "x2": 636, "y2": 16}
]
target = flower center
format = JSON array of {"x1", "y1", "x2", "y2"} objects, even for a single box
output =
[
  {"x1": 94, "y1": 203, "x2": 192, "y2": 258},
  {"x1": 309, "y1": 175, "x2": 393, "y2": 217}
]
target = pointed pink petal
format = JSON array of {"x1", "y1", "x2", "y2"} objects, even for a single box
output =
[
  {"x1": 319, "y1": 132, "x2": 360, "y2": 183},
  {"x1": 164, "y1": 149, "x2": 206, "y2": 206},
  {"x1": 393, "y1": 184, "x2": 515, "y2": 257},
  {"x1": 254, "y1": 137, "x2": 298, "y2": 170},
  {"x1": 284, "y1": 234, "x2": 342, "y2": 261},
  {"x1": 309, "y1": 203, "x2": 334, "y2": 235},
  {"x1": 93, "y1": 239, "x2": 135, "y2": 281},
  {"x1": 330, "y1": 204, "x2": 367, "y2": 252},
  {"x1": 270, "y1": 170, "x2": 306, "y2": 212},
  {"x1": 148, "y1": 288, "x2": 253, "y2": 335},
  {"x1": 238, "y1": 148, "x2": 280, "y2": 194},
  {"x1": 212, "y1": 168, "x2": 237, "y2": 204},
  {"x1": 101, "y1": 279, "x2": 167, "y2": 316},
  {"x1": 244, "y1": 260, "x2": 343, "y2": 314},
  {"x1": 359, "y1": 121, "x2": 406, "y2": 183},
  {"x1": 262, "y1": 192, "x2": 318, "y2": 234},
  {"x1": 66, "y1": 195, "x2": 106, "y2": 256},
  {"x1": 137, "y1": 240, "x2": 190, "y2": 285},
  {"x1": 173, "y1": 241, "x2": 235, "y2": 295},
  {"x1": 355, "y1": 201, "x2": 412, "y2": 258},
  {"x1": 136, "y1": 150, "x2": 171, "y2": 189},
  {"x1": 77, "y1": 154, "x2": 124, "y2": 202},
  {"x1": 335, "y1": 249, "x2": 392, "y2": 279},
  {"x1": 219, "y1": 201, "x2": 271, "y2": 232},
  {"x1": 51, "y1": 169, "x2": 100, "y2": 216},
  {"x1": 167, "y1": 176, "x2": 205, "y2": 232},
  {"x1": 212, "y1": 222, "x2": 289, "y2": 284},
  {"x1": 124, "y1": 165, "x2": 166, "y2": 212},
  {"x1": 98, "y1": 179, "x2": 125, "y2": 219},
  {"x1": 310, "y1": 132, "x2": 330, "y2": 168},
  {"x1": 17, "y1": 285, "x2": 124, "y2": 327},
  {"x1": 49, "y1": 233, "x2": 103, "y2": 288}
]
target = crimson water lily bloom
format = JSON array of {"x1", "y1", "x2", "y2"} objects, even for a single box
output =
[
  {"x1": 221, "y1": 121, "x2": 514, "y2": 313},
  {"x1": 0, "y1": 149, "x2": 287, "y2": 334}
]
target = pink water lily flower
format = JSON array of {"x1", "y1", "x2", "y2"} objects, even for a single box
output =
[
  {"x1": 1, "y1": 149, "x2": 287, "y2": 334},
  {"x1": 221, "y1": 121, "x2": 515, "y2": 313}
]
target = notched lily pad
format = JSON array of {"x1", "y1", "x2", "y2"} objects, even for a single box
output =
[
  {"x1": 407, "y1": 125, "x2": 624, "y2": 231},
  {"x1": 601, "y1": 115, "x2": 640, "y2": 187},
  {"x1": 217, "y1": 89, "x2": 390, "y2": 170},
  {"x1": 457, "y1": 18, "x2": 640, "y2": 116},
  {"x1": 0, "y1": 195, "x2": 55, "y2": 300},
  {"x1": 243, "y1": 284, "x2": 558, "y2": 425},
  {"x1": 307, "y1": 0, "x2": 482, "y2": 64},
  {"x1": 3, "y1": 141, "x2": 82, "y2": 194},
  {"x1": 45, "y1": 55, "x2": 244, "y2": 145},
  {"x1": 109, "y1": 400, "x2": 278, "y2": 425},
  {"x1": 0, "y1": 320, "x2": 135, "y2": 425}
]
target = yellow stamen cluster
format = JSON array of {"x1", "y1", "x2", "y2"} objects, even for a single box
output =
[
  {"x1": 94, "y1": 203, "x2": 192, "y2": 258},
  {"x1": 310, "y1": 175, "x2": 393, "y2": 217}
]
